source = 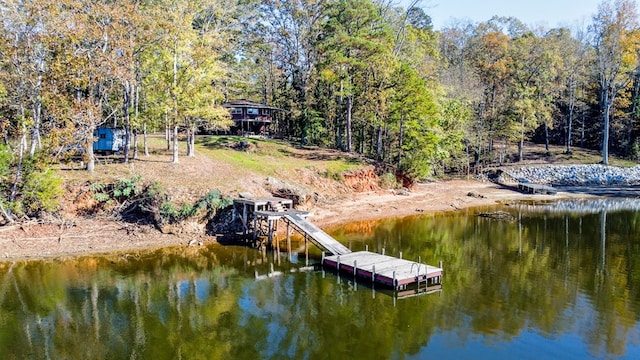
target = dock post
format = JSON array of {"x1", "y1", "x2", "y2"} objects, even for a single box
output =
[
  {"x1": 419, "y1": 256, "x2": 421, "y2": 264},
  {"x1": 353, "y1": 260, "x2": 357, "y2": 276},
  {"x1": 275, "y1": 225, "x2": 281, "y2": 264},
  {"x1": 393, "y1": 271, "x2": 397, "y2": 290},
  {"x1": 267, "y1": 220, "x2": 273, "y2": 248},
  {"x1": 382, "y1": 248, "x2": 385, "y2": 256},
  {"x1": 242, "y1": 204, "x2": 248, "y2": 236},
  {"x1": 372, "y1": 265, "x2": 376, "y2": 282},
  {"x1": 337, "y1": 256, "x2": 341, "y2": 271},
  {"x1": 439, "y1": 260, "x2": 443, "y2": 269},
  {"x1": 365, "y1": 244, "x2": 368, "y2": 252},
  {"x1": 399, "y1": 251, "x2": 402, "y2": 259},
  {"x1": 305, "y1": 235, "x2": 309, "y2": 266},
  {"x1": 286, "y1": 222, "x2": 292, "y2": 261},
  {"x1": 321, "y1": 251, "x2": 325, "y2": 264},
  {"x1": 253, "y1": 216, "x2": 257, "y2": 240}
]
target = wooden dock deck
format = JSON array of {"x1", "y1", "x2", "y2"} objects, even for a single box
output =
[
  {"x1": 518, "y1": 182, "x2": 557, "y2": 195},
  {"x1": 323, "y1": 251, "x2": 443, "y2": 290}
]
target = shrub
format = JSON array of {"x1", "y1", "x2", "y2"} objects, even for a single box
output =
[
  {"x1": 0, "y1": 149, "x2": 63, "y2": 217},
  {"x1": 379, "y1": 172, "x2": 401, "y2": 189},
  {"x1": 157, "y1": 190, "x2": 232, "y2": 224},
  {"x1": 23, "y1": 168, "x2": 64, "y2": 213},
  {"x1": 91, "y1": 175, "x2": 143, "y2": 204}
]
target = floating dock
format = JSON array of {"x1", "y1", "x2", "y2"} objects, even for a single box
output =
[
  {"x1": 517, "y1": 182, "x2": 557, "y2": 195},
  {"x1": 233, "y1": 196, "x2": 443, "y2": 292},
  {"x1": 323, "y1": 251, "x2": 443, "y2": 290}
]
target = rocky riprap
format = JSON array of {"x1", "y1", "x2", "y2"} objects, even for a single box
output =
[{"x1": 500, "y1": 164, "x2": 640, "y2": 186}]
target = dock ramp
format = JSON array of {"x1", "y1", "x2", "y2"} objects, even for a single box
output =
[{"x1": 283, "y1": 213, "x2": 351, "y2": 255}]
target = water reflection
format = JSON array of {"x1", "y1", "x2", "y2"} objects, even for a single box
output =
[
  {"x1": 517, "y1": 198, "x2": 640, "y2": 214},
  {"x1": 1, "y1": 200, "x2": 640, "y2": 359}
]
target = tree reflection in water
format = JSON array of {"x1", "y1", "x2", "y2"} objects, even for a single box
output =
[{"x1": 0, "y1": 201, "x2": 640, "y2": 359}]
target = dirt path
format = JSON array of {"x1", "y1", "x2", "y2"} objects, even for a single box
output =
[{"x1": 0, "y1": 179, "x2": 570, "y2": 261}]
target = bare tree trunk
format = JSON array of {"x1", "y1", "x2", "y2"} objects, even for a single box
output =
[
  {"x1": 165, "y1": 119, "x2": 170, "y2": 150},
  {"x1": 172, "y1": 44, "x2": 179, "y2": 164},
  {"x1": 465, "y1": 139, "x2": 470, "y2": 177},
  {"x1": 123, "y1": 82, "x2": 131, "y2": 163},
  {"x1": 566, "y1": 80, "x2": 576, "y2": 154},
  {"x1": 359, "y1": 123, "x2": 365, "y2": 155},
  {"x1": 134, "y1": 82, "x2": 140, "y2": 160},
  {"x1": 346, "y1": 95, "x2": 353, "y2": 152},
  {"x1": 143, "y1": 123, "x2": 149, "y2": 157},
  {"x1": 191, "y1": 129, "x2": 196, "y2": 156},
  {"x1": 376, "y1": 126, "x2": 383, "y2": 160},
  {"x1": 187, "y1": 124, "x2": 196, "y2": 157},
  {"x1": 544, "y1": 123, "x2": 550, "y2": 155},
  {"x1": 518, "y1": 115, "x2": 525, "y2": 162},
  {"x1": 172, "y1": 124, "x2": 179, "y2": 164},
  {"x1": 133, "y1": 130, "x2": 139, "y2": 160},
  {"x1": 86, "y1": 130, "x2": 96, "y2": 172},
  {"x1": 398, "y1": 114, "x2": 404, "y2": 168},
  {"x1": 29, "y1": 73, "x2": 43, "y2": 157},
  {"x1": 603, "y1": 98, "x2": 611, "y2": 165}
]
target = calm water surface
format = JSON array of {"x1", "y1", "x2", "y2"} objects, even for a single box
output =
[{"x1": 1, "y1": 200, "x2": 640, "y2": 359}]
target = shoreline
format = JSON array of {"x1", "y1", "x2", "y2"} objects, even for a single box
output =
[{"x1": 0, "y1": 179, "x2": 595, "y2": 262}]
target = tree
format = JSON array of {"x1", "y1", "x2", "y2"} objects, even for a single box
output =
[
  {"x1": 591, "y1": 0, "x2": 640, "y2": 165},
  {"x1": 143, "y1": 0, "x2": 232, "y2": 163},
  {"x1": 0, "y1": 0, "x2": 54, "y2": 201},
  {"x1": 507, "y1": 31, "x2": 559, "y2": 161},
  {"x1": 42, "y1": 0, "x2": 139, "y2": 172},
  {"x1": 467, "y1": 26, "x2": 511, "y2": 161},
  {"x1": 549, "y1": 26, "x2": 593, "y2": 155},
  {"x1": 253, "y1": 0, "x2": 326, "y2": 141},
  {"x1": 439, "y1": 21, "x2": 485, "y2": 169},
  {"x1": 318, "y1": 0, "x2": 393, "y2": 152}
]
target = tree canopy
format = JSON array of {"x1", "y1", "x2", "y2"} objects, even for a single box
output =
[{"x1": 2, "y1": 0, "x2": 640, "y2": 218}]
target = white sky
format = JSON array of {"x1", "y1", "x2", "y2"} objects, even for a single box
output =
[{"x1": 411, "y1": 0, "x2": 610, "y2": 30}]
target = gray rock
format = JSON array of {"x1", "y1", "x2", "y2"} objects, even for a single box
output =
[{"x1": 501, "y1": 164, "x2": 640, "y2": 186}]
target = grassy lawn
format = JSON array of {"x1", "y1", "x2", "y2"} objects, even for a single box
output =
[
  {"x1": 54, "y1": 135, "x2": 370, "y2": 202},
  {"x1": 54, "y1": 135, "x2": 638, "y2": 204}
]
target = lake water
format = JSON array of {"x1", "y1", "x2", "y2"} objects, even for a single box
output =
[{"x1": 1, "y1": 199, "x2": 640, "y2": 359}]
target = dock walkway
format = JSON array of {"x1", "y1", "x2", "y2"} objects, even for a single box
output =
[{"x1": 282, "y1": 213, "x2": 351, "y2": 255}]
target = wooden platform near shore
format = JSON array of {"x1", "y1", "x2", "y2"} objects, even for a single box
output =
[
  {"x1": 233, "y1": 196, "x2": 444, "y2": 294},
  {"x1": 323, "y1": 251, "x2": 443, "y2": 290},
  {"x1": 518, "y1": 182, "x2": 557, "y2": 195}
]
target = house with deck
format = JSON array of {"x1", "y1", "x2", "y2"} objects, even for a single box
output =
[{"x1": 222, "y1": 99, "x2": 281, "y2": 135}]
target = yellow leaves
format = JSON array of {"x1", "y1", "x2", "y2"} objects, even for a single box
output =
[
  {"x1": 619, "y1": 28, "x2": 640, "y2": 71},
  {"x1": 320, "y1": 68, "x2": 338, "y2": 82}
]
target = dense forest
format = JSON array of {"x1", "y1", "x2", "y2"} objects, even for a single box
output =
[{"x1": 1, "y1": 0, "x2": 640, "y2": 218}]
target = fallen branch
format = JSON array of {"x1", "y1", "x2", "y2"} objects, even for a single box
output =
[{"x1": 0, "y1": 202, "x2": 15, "y2": 225}]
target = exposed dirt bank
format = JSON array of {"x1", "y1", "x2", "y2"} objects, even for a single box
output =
[{"x1": 0, "y1": 179, "x2": 584, "y2": 262}]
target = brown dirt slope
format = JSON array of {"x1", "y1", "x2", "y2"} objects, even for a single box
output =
[{"x1": 0, "y1": 138, "x2": 600, "y2": 261}]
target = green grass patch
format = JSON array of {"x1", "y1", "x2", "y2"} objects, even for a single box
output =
[{"x1": 196, "y1": 136, "x2": 366, "y2": 177}]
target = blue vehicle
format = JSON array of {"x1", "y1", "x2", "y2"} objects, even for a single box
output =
[{"x1": 93, "y1": 128, "x2": 128, "y2": 154}]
